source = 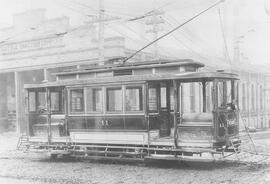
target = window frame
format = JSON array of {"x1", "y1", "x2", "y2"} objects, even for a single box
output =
[
  {"x1": 206, "y1": 81, "x2": 214, "y2": 113},
  {"x1": 85, "y1": 87, "x2": 104, "y2": 114},
  {"x1": 124, "y1": 85, "x2": 144, "y2": 113},
  {"x1": 106, "y1": 86, "x2": 124, "y2": 114},
  {"x1": 28, "y1": 91, "x2": 37, "y2": 112},
  {"x1": 190, "y1": 82, "x2": 196, "y2": 113},
  {"x1": 69, "y1": 88, "x2": 85, "y2": 114},
  {"x1": 28, "y1": 89, "x2": 47, "y2": 113},
  {"x1": 50, "y1": 90, "x2": 63, "y2": 114},
  {"x1": 148, "y1": 85, "x2": 159, "y2": 113}
]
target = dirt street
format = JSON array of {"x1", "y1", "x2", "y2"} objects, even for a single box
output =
[{"x1": 0, "y1": 132, "x2": 270, "y2": 184}]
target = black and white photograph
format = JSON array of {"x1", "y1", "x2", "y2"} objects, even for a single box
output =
[{"x1": 0, "y1": 0, "x2": 270, "y2": 183}]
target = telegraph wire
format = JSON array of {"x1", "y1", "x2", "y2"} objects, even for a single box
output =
[
  {"x1": 163, "y1": 17, "x2": 209, "y2": 59},
  {"x1": 165, "y1": 14, "x2": 221, "y2": 59},
  {"x1": 163, "y1": 19, "x2": 207, "y2": 59},
  {"x1": 114, "y1": 22, "x2": 173, "y2": 56},
  {"x1": 63, "y1": 0, "x2": 136, "y2": 19},
  {"x1": 123, "y1": 0, "x2": 225, "y2": 63}
]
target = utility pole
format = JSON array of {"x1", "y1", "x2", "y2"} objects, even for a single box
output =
[
  {"x1": 145, "y1": 9, "x2": 164, "y2": 60},
  {"x1": 233, "y1": 4, "x2": 240, "y2": 63},
  {"x1": 84, "y1": 0, "x2": 119, "y2": 65},
  {"x1": 98, "y1": 0, "x2": 105, "y2": 64}
]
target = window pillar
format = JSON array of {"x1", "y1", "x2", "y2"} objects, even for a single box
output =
[
  {"x1": 173, "y1": 80, "x2": 178, "y2": 148},
  {"x1": 202, "y1": 81, "x2": 206, "y2": 112}
]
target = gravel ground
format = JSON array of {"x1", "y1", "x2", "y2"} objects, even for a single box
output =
[{"x1": 0, "y1": 132, "x2": 269, "y2": 184}]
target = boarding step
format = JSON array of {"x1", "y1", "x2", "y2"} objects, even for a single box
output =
[{"x1": 16, "y1": 134, "x2": 30, "y2": 152}]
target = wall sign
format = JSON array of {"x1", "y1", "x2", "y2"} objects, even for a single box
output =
[{"x1": 0, "y1": 36, "x2": 63, "y2": 54}]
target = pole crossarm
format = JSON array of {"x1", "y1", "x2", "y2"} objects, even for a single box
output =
[{"x1": 123, "y1": 0, "x2": 225, "y2": 63}]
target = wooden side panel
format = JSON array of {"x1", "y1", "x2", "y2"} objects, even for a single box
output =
[
  {"x1": 177, "y1": 113, "x2": 214, "y2": 148},
  {"x1": 177, "y1": 126, "x2": 213, "y2": 141},
  {"x1": 70, "y1": 131, "x2": 148, "y2": 145},
  {"x1": 32, "y1": 124, "x2": 62, "y2": 137}
]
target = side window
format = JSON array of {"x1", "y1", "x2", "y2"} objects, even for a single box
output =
[
  {"x1": 148, "y1": 87, "x2": 158, "y2": 111},
  {"x1": 182, "y1": 83, "x2": 191, "y2": 113},
  {"x1": 226, "y1": 80, "x2": 232, "y2": 103},
  {"x1": 160, "y1": 87, "x2": 167, "y2": 108},
  {"x1": 190, "y1": 83, "x2": 195, "y2": 112},
  {"x1": 107, "y1": 87, "x2": 122, "y2": 112},
  {"x1": 70, "y1": 89, "x2": 84, "y2": 113},
  {"x1": 217, "y1": 82, "x2": 225, "y2": 107},
  {"x1": 51, "y1": 92, "x2": 60, "y2": 112},
  {"x1": 125, "y1": 86, "x2": 143, "y2": 111},
  {"x1": 38, "y1": 92, "x2": 46, "y2": 111},
  {"x1": 170, "y1": 87, "x2": 174, "y2": 110},
  {"x1": 86, "y1": 88, "x2": 103, "y2": 113},
  {"x1": 206, "y1": 82, "x2": 213, "y2": 112},
  {"x1": 29, "y1": 91, "x2": 36, "y2": 112}
]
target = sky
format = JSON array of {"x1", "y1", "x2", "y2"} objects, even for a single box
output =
[{"x1": 0, "y1": 0, "x2": 270, "y2": 64}]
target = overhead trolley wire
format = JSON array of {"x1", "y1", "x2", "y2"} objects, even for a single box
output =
[
  {"x1": 64, "y1": 0, "x2": 137, "y2": 19},
  {"x1": 165, "y1": 13, "x2": 222, "y2": 59},
  {"x1": 123, "y1": 0, "x2": 225, "y2": 63}
]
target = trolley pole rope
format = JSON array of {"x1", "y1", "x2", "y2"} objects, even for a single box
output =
[{"x1": 123, "y1": 0, "x2": 225, "y2": 63}]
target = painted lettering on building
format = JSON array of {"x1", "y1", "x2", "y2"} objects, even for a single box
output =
[{"x1": 0, "y1": 36, "x2": 63, "y2": 54}]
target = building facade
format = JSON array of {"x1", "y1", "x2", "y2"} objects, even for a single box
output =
[{"x1": 0, "y1": 9, "x2": 269, "y2": 133}]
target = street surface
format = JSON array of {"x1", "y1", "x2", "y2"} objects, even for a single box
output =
[{"x1": 0, "y1": 132, "x2": 270, "y2": 184}]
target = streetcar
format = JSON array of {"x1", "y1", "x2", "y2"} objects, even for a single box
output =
[{"x1": 23, "y1": 59, "x2": 240, "y2": 161}]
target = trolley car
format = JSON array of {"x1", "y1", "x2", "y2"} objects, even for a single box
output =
[{"x1": 23, "y1": 59, "x2": 240, "y2": 161}]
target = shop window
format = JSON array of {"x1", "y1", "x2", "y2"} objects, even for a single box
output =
[
  {"x1": 251, "y1": 84, "x2": 255, "y2": 111},
  {"x1": 70, "y1": 89, "x2": 84, "y2": 113},
  {"x1": 107, "y1": 87, "x2": 122, "y2": 112},
  {"x1": 242, "y1": 83, "x2": 246, "y2": 111},
  {"x1": 125, "y1": 86, "x2": 143, "y2": 111},
  {"x1": 51, "y1": 92, "x2": 60, "y2": 112},
  {"x1": 260, "y1": 86, "x2": 263, "y2": 110},
  {"x1": 29, "y1": 92, "x2": 36, "y2": 112},
  {"x1": 148, "y1": 87, "x2": 157, "y2": 111},
  {"x1": 86, "y1": 88, "x2": 103, "y2": 112}
]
